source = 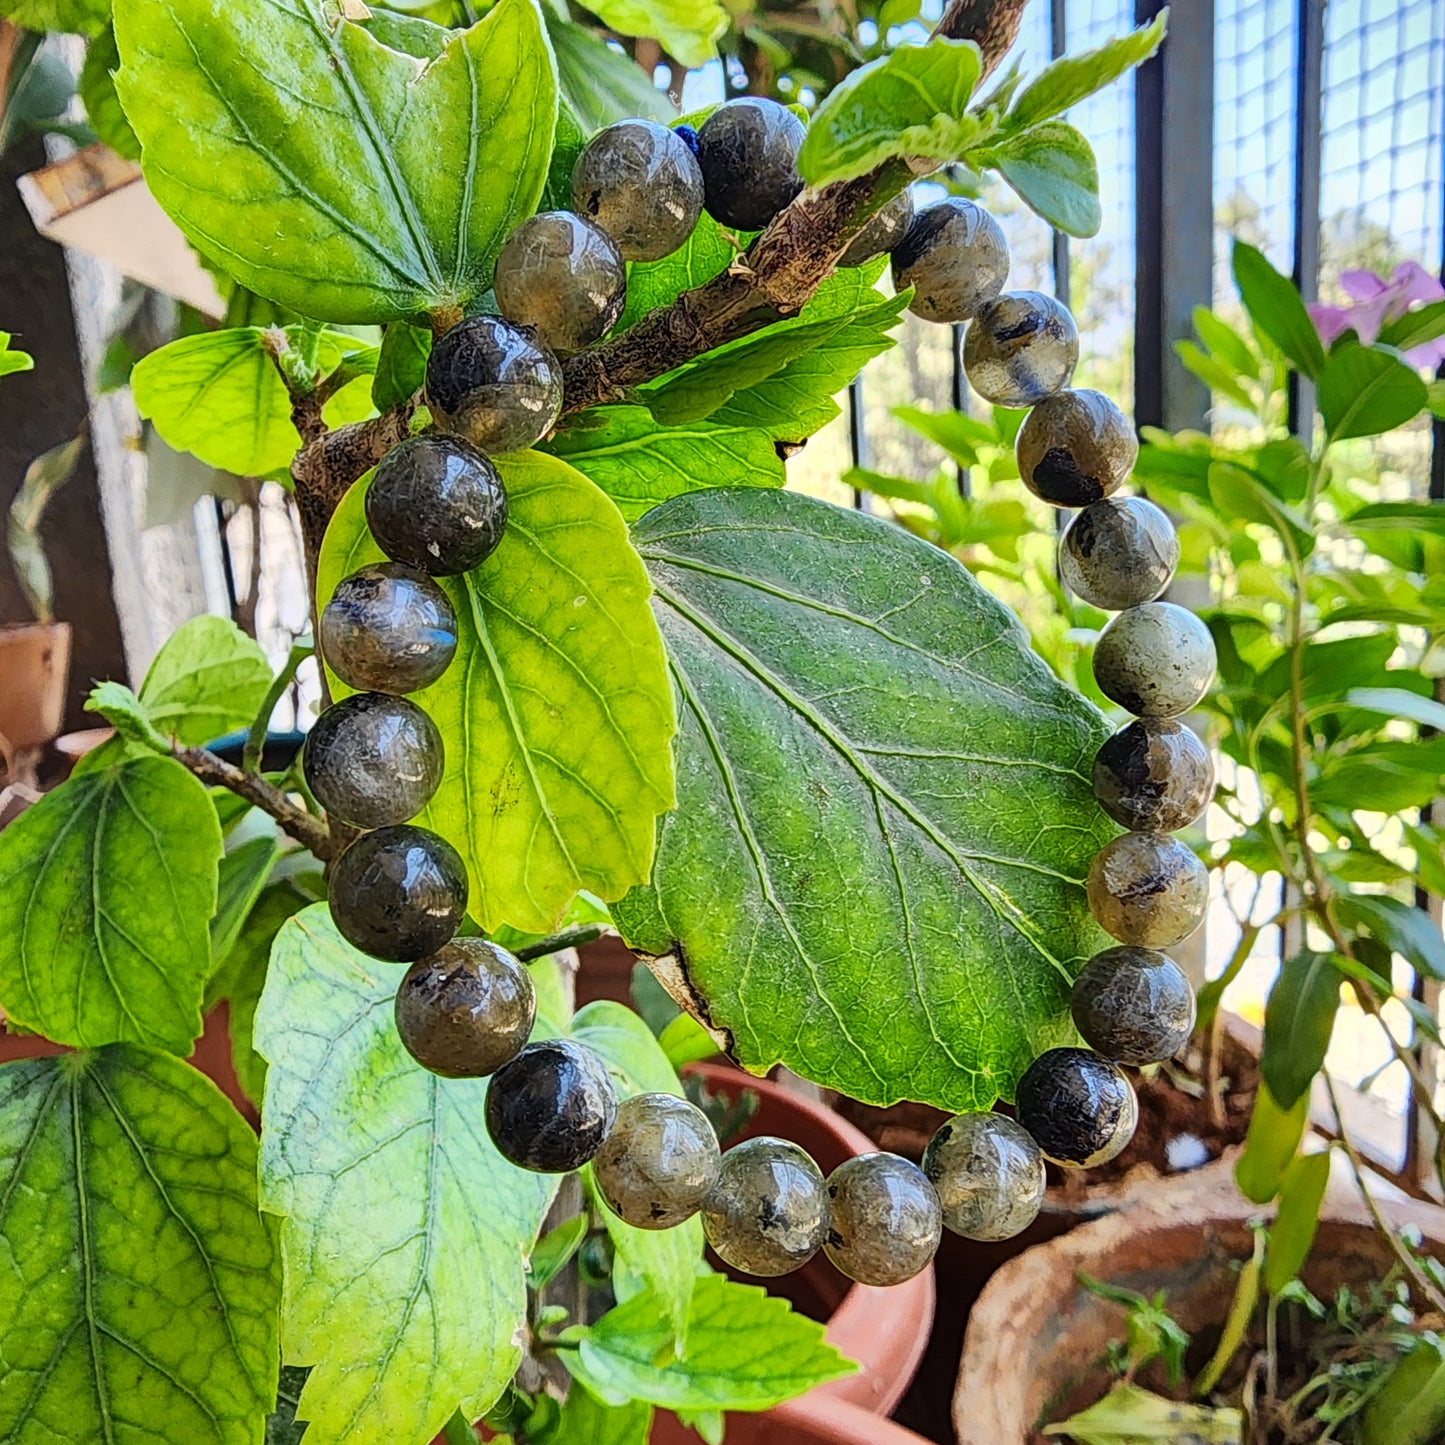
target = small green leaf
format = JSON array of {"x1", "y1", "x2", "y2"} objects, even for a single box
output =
[
  {"x1": 1230, "y1": 241, "x2": 1325, "y2": 378},
  {"x1": 547, "y1": 407, "x2": 783, "y2": 522},
  {"x1": 115, "y1": 0, "x2": 557, "y2": 322},
  {"x1": 547, "y1": 1388, "x2": 652, "y2": 1445},
  {"x1": 1313, "y1": 736, "x2": 1445, "y2": 814},
  {"x1": 659, "y1": 1012, "x2": 719, "y2": 1068},
  {"x1": 564, "y1": 1273, "x2": 855, "y2": 1411},
  {"x1": 138, "y1": 613, "x2": 274, "y2": 746},
  {"x1": 209, "y1": 835, "x2": 284, "y2": 971},
  {"x1": 0, "y1": 755, "x2": 222, "y2": 1052},
  {"x1": 675, "y1": 1407, "x2": 725, "y2": 1445},
  {"x1": 1043, "y1": 1382, "x2": 1242, "y2": 1445},
  {"x1": 798, "y1": 40, "x2": 984, "y2": 185},
  {"x1": 1206, "y1": 462, "x2": 1313, "y2": 559},
  {"x1": 82, "y1": 678, "x2": 169, "y2": 753},
  {"x1": 1362, "y1": 1337, "x2": 1445, "y2": 1445},
  {"x1": 0, "y1": 332, "x2": 34, "y2": 379},
  {"x1": 1176, "y1": 340, "x2": 1257, "y2": 411},
  {"x1": 579, "y1": 0, "x2": 725, "y2": 70},
  {"x1": 1344, "y1": 686, "x2": 1445, "y2": 732},
  {"x1": 893, "y1": 405, "x2": 997, "y2": 468},
  {"x1": 988, "y1": 121, "x2": 1100, "y2": 237},
  {"x1": 1264, "y1": 1150, "x2": 1330, "y2": 1295},
  {"x1": 255, "y1": 905, "x2": 559, "y2": 1445},
  {"x1": 1334, "y1": 893, "x2": 1445, "y2": 981},
  {"x1": 79, "y1": 21, "x2": 142, "y2": 160},
  {"x1": 1194, "y1": 1233, "x2": 1262, "y2": 1398},
  {"x1": 371, "y1": 321, "x2": 432, "y2": 412},
  {"x1": 1192, "y1": 306, "x2": 1261, "y2": 379},
  {"x1": 1317, "y1": 343, "x2": 1429, "y2": 440},
  {"x1": 1377, "y1": 299, "x2": 1445, "y2": 354},
  {"x1": 0, "y1": 1045, "x2": 282, "y2": 1444},
  {"x1": 547, "y1": 13, "x2": 676, "y2": 131},
  {"x1": 543, "y1": 99, "x2": 590, "y2": 214},
  {"x1": 1235, "y1": 1082, "x2": 1308, "y2": 1204},
  {"x1": 318, "y1": 451, "x2": 676, "y2": 934},
  {"x1": 1006, "y1": 11, "x2": 1167, "y2": 131},
  {"x1": 527, "y1": 1215, "x2": 589, "y2": 1292}
]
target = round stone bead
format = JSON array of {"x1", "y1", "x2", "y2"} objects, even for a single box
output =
[
  {"x1": 571, "y1": 119, "x2": 705, "y2": 262},
  {"x1": 329, "y1": 824, "x2": 468, "y2": 962},
  {"x1": 1017, "y1": 390, "x2": 1138, "y2": 508},
  {"x1": 366, "y1": 434, "x2": 508, "y2": 577},
  {"x1": 921, "y1": 1111, "x2": 1046, "y2": 1242},
  {"x1": 426, "y1": 315, "x2": 563, "y2": 456},
  {"x1": 1071, "y1": 946, "x2": 1196, "y2": 1065},
  {"x1": 696, "y1": 97, "x2": 805, "y2": 232},
  {"x1": 320, "y1": 563, "x2": 458, "y2": 695},
  {"x1": 493, "y1": 211, "x2": 626, "y2": 354},
  {"x1": 1093, "y1": 718, "x2": 1215, "y2": 833},
  {"x1": 838, "y1": 189, "x2": 915, "y2": 269},
  {"x1": 963, "y1": 291, "x2": 1079, "y2": 408},
  {"x1": 592, "y1": 1092, "x2": 721, "y2": 1230},
  {"x1": 823, "y1": 1152, "x2": 942, "y2": 1286},
  {"x1": 1093, "y1": 601, "x2": 1217, "y2": 718},
  {"x1": 1059, "y1": 497, "x2": 1179, "y2": 610},
  {"x1": 702, "y1": 1136, "x2": 827, "y2": 1277},
  {"x1": 394, "y1": 938, "x2": 536, "y2": 1079},
  {"x1": 1087, "y1": 831, "x2": 1209, "y2": 949},
  {"x1": 1015, "y1": 1047, "x2": 1138, "y2": 1168},
  {"x1": 303, "y1": 692, "x2": 444, "y2": 830},
  {"x1": 485, "y1": 1039, "x2": 618, "y2": 1173},
  {"x1": 891, "y1": 198, "x2": 1009, "y2": 323}
]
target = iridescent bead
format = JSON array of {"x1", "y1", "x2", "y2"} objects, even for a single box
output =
[
  {"x1": 493, "y1": 211, "x2": 626, "y2": 354},
  {"x1": 963, "y1": 291, "x2": 1079, "y2": 407},
  {"x1": 838, "y1": 189, "x2": 915, "y2": 269},
  {"x1": 891, "y1": 197, "x2": 1009, "y2": 323},
  {"x1": 485, "y1": 1039, "x2": 618, "y2": 1173},
  {"x1": 1093, "y1": 718, "x2": 1215, "y2": 833},
  {"x1": 1015, "y1": 1047, "x2": 1138, "y2": 1168},
  {"x1": 702, "y1": 1136, "x2": 826, "y2": 1277},
  {"x1": 571, "y1": 119, "x2": 704, "y2": 262},
  {"x1": 1071, "y1": 946, "x2": 1196, "y2": 1065},
  {"x1": 1087, "y1": 831, "x2": 1209, "y2": 949},
  {"x1": 1093, "y1": 602, "x2": 1217, "y2": 718},
  {"x1": 922, "y1": 1111, "x2": 1046, "y2": 1241},
  {"x1": 1017, "y1": 389, "x2": 1138, "y2": 507},
  {"x1": 824, "y1": 1152, "x2": 942, "y2": 1285},
  {"x1": 320, "y1": 563, "x2": 458, "y2": 694},
  {"x1": 592, "y1": 1092, "x2": 720, "y2": 1230},
  {"x1": 1059, "y1": 497, "x2": 1179, "y2": 609},
  {"x1": 696, "y1": 97, "x2": 804, "y2": 232}
]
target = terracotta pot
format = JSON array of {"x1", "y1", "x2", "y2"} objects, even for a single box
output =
[
  {"x1": 953, "y1": 1163, "x2": 1445, "y2": 1445},
  {"x1": 0, "y1": 621, "x2": 71, "y2": 757}
]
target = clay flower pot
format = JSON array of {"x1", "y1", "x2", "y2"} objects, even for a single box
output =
[
  {"x1": 649, "y1": 1062, "x2": 936, "y2": 1443},
  {"x1": 0, "y1": 620, "x2": 71, "y2": 768},
  {"x1": 953, "y1": 1163, "x2": 1445, "y2": 1445}
]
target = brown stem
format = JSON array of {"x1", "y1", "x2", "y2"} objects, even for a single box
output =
[{"x1": 174, "y1": 742, "x2": 335, "y2": 861}]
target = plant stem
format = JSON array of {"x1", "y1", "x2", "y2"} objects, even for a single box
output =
[
  {"x1": 243, "y1": 640, "x2": 313, "y2": 774},
  {"x1": 514, "y1": 926, "x2": 608, "y2": 962},
  {"x1": 173, "y1": 742, "x2": 334, "y2": 861}
]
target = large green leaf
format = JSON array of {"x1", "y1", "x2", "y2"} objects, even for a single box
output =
[
  {"x1": 547, "y1": 407, "x2": 783, "y2": 522},
  {"x1": 578, "y1": 0, "x2": 725, "y2": 71},
  {"x1": 1231, "y1": 241, "x2": 1325, "y2": 378},
  {"x1": 114, "y1": 0, "x2": 557, "y2": 322},
  {"x1": 547, "y1": 13, "x2": 675, "y2": 131},
  {"x1": 0, "y1": 1045, "x2": 281, "y2": 1444},
  {"x1": 318, "y1": 452, "x2": 675, "y2": 934},
  {"x1": 138, "y1": 614, "x2": 274, "y2": 745},
  {"x1": 255, "y1": 905, "x2": 558, "y2": 1445},
  {"x1": 618, "y1": 487, "x2": 1112, "y2": 1111},
  {"x1": 564, "y1": 1273, "x2": 854, "y2": 1411},
  {"x1": 1317, "y1": 343, "x2": 1429, "y2": 441},
  {"x1": 797, "y1": 40, "x2": 984, "y2": 186},
  {"x1": 0, "y1": 755, "x2": 222, "y2": 1052},
  {"x1": 1260, "y1": 951, "x2": 1341, "y2": 1109},
  {"x1": 987, "y1": 121, "x2": 1101, "y2": 237}
]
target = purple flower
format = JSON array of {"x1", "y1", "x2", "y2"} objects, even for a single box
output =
[{"x1": 1308, "y1": 261, "x2": 1445, "y2": 369}]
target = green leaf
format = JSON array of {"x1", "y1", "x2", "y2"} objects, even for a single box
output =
[
  {"x1": 84, "y1": 679, "x2": 172, "y2": 754},
  {"x1": 545, "y1": 1387, "x2": 652, "y2": 1445},
  {"x1": 79, "y1": 21, "x2": 142, "y2": 160},
  {"x1": 1006, "y1": 11, "x2": 1167, "y2": 131},
  {"x1": 138, "y1": 614, "x2": 274, "y2": 746},
  {"x1": 564, "y1": 1273, "x2": 854, "y2": 1411},
  {"x1": 573, "y1": 1002, "x2": 702, "y2": 1342},
  {"x1": 616, "y1": 209, "x2": 736, "y2": 335},
  {"x1": 543, "y1": 98, "x2": 589, "y2": 214},
  {"x1": 659, "y1": 1012, "x2": 718, "y2": 1068},
  {"x1": 0, "y1": 755, "x2": 222, "y2": 1052},
  {"x1": 526, "y1": 1214, "x2": 589, "y2": 1292},
  {"x1": 1192, "y1": 307, "x2": 1260, "y2": 380},
  {"x1": 1344, "y1": 686, "x2": 1445, "y2": 732},
  {"x1": 892, "y1": 405, "x2": 998, "y2": 469},
  {"x1": 1313, "y1": 736, "x2": 1445, "y2": 815},
  {"x1": 1235, "y1": 1082, "x2": 1308, "y2": 1204},
  {"x1": 210, "y1": 835, "x2": 284, "y2": 970},
  {"x1": 1377, "y1": 299, "x2": 1445, "y2": 354},
  {"x1": 987, "y1": 121, "x2": 1100, "y2": 238},
  {"x1": 797, "y1": 40, "x2": 983, "y2": 185},
  {"x1": 619, "y1": 487, "x2": 1112, "y2": 1111},
  {"x1": 0, "y1": 332, "x2": 34, "y2": 379},
  {"x1": 1317, "y1": 343, "x2": 1428, "y2": 440},
  {"x1": 1363, "y1": 1338, "x2": 1445, "y2": 1445},
  {"x1": 0, "y1": 1045, "x2": 281, "y2": 1444},
  {"x1": 255, "y1": 905, "x2": 558, "y2": 1445},
  {"x1": 1334, "y1": 893, "x2": 1445, "y2": 981},
  {"x1": 114, "y1": 0, "x2": 557, "y2": 322},
  {"x1": 1206, "y1": 463, "x2": 1312, "y2": 559},
  {"x1": 1264, "y1": 1150, "x2": 1330, "y2": 1295},
  {"x1": 1260, "y1": 952, "x2": 1341, "y2": 1110},
  {"x1": 318, "y1": 451, "x2": 676, "y2": 934},
  {"x1": 547, "y1": 13, "x2": 676, "y2": 131},
  {"x1": 579, "y1": 0, "x2": 725, "y2": 70},
  {"x1": 547, "y1": 407, "x2": 783, "y2": 523},
  {"x1": 371, "y1": 322, "x2": 432, "y2": 412},
  {"x1": 8, "y1": 431, "x2": 86, "y2": 622},
  {"x1": 1176, "y1": 340, "x2": 1256, "y2": 411},
  {"x1": 1230, "y1": 241, "x2": 1325, "y2": 378},
  {"x1": 1043, "y1": 1383, "x2": 1242, "y2": 1445},
  {"x1": 0, "y1": 0, "x2": 109, "y2": 35}
]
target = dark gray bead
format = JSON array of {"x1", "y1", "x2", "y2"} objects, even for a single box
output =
[
  {"x1": 394, "y1": 938, "x2": 535, "y2": 1079},
  {"x1": 702, "y1": 1135, "x2": 826, "y2": 1277},
  {"x1": 1015, "y1": 1047, "x2": 1138, "y2": 1168},
  {"x1": 963, "y1": 291, "x2": 1079, "y2": 407},
  {"x1": 425, "y1": 315, "x2": 562, "y2": 456},
  {"x1": 366, "y1": 434, "x2": 508, "y2": 576},
  {"x1": 1093, "y1": 601, "x2": 1217, "y2": 718},
  {"x1": 592, "y1": 1092, "x2": 720, "y2": 1230},
  {"x1": 838, "y1": 189, "x2": 915, "y2": 269},
  {"x1": 1059, "y1": 497, "x2": 1178, "y2": 609},
  {"x1": 1017, "y1": 389, "x2": 1138, "y2": 507},
  {"x1": 891, "y1": 198, "x2": 1009, "y2": 324},
  {"x1": 303, "y1": 692, "x2": 444, "y2": 830},
  {"x1": 320, "y1": 563, "x2": 458, "y2": 694},
  {"x1": 493, "y1": 211, "x2": 626, "y2": 354},
  {"x1": 485, "y1": 1039, "x2": 618, "y2": 1173},
  {"x1": 329, "y1": 824, "x2": 468, "y2": 962},
  {"x1": 696, "y1": 98, "x2": 805, "y2": 232},
  {"x1": 571, "y1": 120, "x2": 704, "y2": 262},
  {"x1": 1093, "y1": 718, "x2": 1215, "y2": 833},
  {"x1": 1087, "y1": 831, "x2": 1209, "y2": 949},
  {"x1": 1071, "y1": 946, "x2": 1196, "y2": 1065},
  {"x1": 922, "y1": 1112, "x2": 1045, "y2": 1241},
  {"x1": 824, "y1": 1152, "x2": 941, "y2": 1286}
]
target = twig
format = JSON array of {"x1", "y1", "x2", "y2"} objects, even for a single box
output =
[
  {"x1": 243, "y1": 640, "x2": 314, "y2": 774},
  {"x1": 173, "y1": 742, "x2": 334, "y2": 861},
  {"x1": 514, "y1": 925, "x2": 608, "y2": 961}
]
